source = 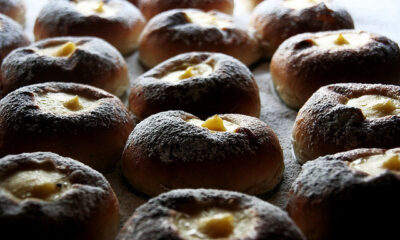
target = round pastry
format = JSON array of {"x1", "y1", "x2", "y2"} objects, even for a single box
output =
[
  {"x1": 1, "y1": 36, "x2": 129, "y2": 97},
  {"x1": 292, "y1": 83, "x2": 400, "y2": 164},
  {"x1": 0, "y1": 152, "x2": 120, "y2": 240},
  {"x1": 0, "y1": 82, "x2": 134, "y2": 172},
  {"x1": 0, "y1": 14, "x2": 29, "y2": 65},
  {"x1": 248, "y1": 0, "x2": 264, "y2": 10},
  {"x1": 250, "y1": 0, "x2": 354, "y2": 58},
  {"x1": 129, "y1": 52, "x2": 260, "y2": 120},
  {"x1": 138, "y1": 8, "x2": 261, "y2": 68},
  {"x1": 34, "y1": 0, "x2": 146, "y2": 55},
  {"x1": 0, "y1": 0, "x2": 25, "y2": 25},
  {"x1": 139, "y1": 0, "x2": 234, "y2": 20},
  {"x1": 122, "y1": 111, "x2": 284, "y2": 196},
  {"x1": 287, "y1": 148, "x2": 400, "y2": 240},
  {"x1": 117, "y1": 189, "x2": 305, "y2": 240},
  {"x1": 271, "y1": 30, "x2": 400, "y2": 109}
]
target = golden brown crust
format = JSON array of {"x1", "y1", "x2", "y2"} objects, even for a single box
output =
[
  {"x1": 0, "y1": 82, "x2": 134, "y2": 172},
  {"x1": 287, "y1": 148, "x2": 400, "y2": 240},
  {"x1": 117, "y1": 189, "x2": 305, "y2": 240},
  {"x1": 250, "y1": 0, "x2": 354, "y2": 58},
  {"x1": 139, "y1": 0, "x2": 234, "y2": 20},
  {"x1": 0, "y1": 36, "x2": 129, "y2": 97},
  {"x1": 122, "y1": 111, "x2": 284, "y2": 196},
  {"x1": 0, "y1": 152, "x2": 120, "y2": 240},
  {"x1": 271, "y1": 30, "x2": 400, "y2": 109},
  {"x1": 138, "y1": 9, "x2": 261, "y2": 68},
  {"x1": 0, "y1": 0, "x2": 25, "y2": 25},
  {"x1": 33, "y1": 0, "x2": 146, "y2": 55},
  {"x1": 292, "y1": 83, "x2": 400, "y2": 164},
  {"x1": 129, "y1": 52, "x2": 260, "y2": 120},
  {"x1": 0, "y1": 14, "x2": 29, "y2": 66}
]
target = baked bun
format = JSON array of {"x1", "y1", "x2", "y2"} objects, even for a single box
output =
[
  {"x1": 139, "y1": 9, "x2": 261, "y2": 68},
  {"x1": 248, "y1": 0, "x2": 264, "y2": 10},
  {"x1": 117, "y1": 189, "x2": 305, "y2": 240},
  {"x1": 0, "y1": 14, "x2": 29, "y2": 65},
  {"x1": 287, "y1": 148, "x2": 400, "y2": 240},
  {"x1": 292, "y1": 83, "x2": 400, "y2": 164},
  {"x1": 0, "y1": 0, "x2": 25, "y2": 25},
  {"x1": 271, "y1": 30, "x2": 400, "y2": 109},
  {"x1": 122, "y1": 111, "x2": 284, "y2": 196},
  {"x1": 0, "y1": 82, "x2": 134, "y2": 172},
  {"x1": 0, "y1": 152, "x2": 119, "y2": 240},
  {"x1": 129, "y1": 52, "x2": 260, "y2": 120},
  {"x1": 34, "y1": 0, "x2": 146, "y2": 55},
  {"x1": 1, "y1": 37, "x2": 129, "y2": 97},
  {"x1": 250, "y1": 0, "x2": 354, "y2": 58},
  {"x1": 139, "y1": 0, "x2": 234, "y2": 20}
]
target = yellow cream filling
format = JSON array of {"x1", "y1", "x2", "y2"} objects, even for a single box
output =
[
  {"x1": 346, "y1": 95, "x2": 400, "y2": 119},
  {"x1": 349, "y1": 153, "x2": 400, "y2": 176},
  {"x1": 37, "y1": 42, "x2": 77, "y2": 58},
  {"x1": 186, "y1": 12, "x2": 231, "y2": 29},
  {"x1": 35, "y1": 92, "x2": 97, "y2": 115},
  {"x1": 312, "y1": 32, "x2": 370, "y2": 49},
  {"x1": 283, "y1": 0, "x2": 326, "y2": 10},
  {"x1": 0, "y1": 169, "x2": 71, "y2": 201},
  {"x1": 74, "y1": 0, "x2": 116, "y2": 17},
  {"x1": 187, "y1": 115, "x2": 240, "y2": 133},
  {"x1": 174, "y1": 208, "x2": 255, "y2": 239},
  {"x1": 162, "y1": 63, "x2": 213, "y2": 83}
]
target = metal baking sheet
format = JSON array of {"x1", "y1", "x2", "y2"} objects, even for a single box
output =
[{"x1": 24, "y1": 0, "x2": 400, "y2": 228}]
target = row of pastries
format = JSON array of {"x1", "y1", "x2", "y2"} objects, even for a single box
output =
[{"x1": 0, "y1": 0, "x2": 399, "y2": 240}]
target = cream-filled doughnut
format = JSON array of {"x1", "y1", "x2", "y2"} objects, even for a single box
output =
[
  {"x1": 139, "y1": 9, "x2": 261, "y2": 68},
  {"x1": 270, "y1": 30, "x2": 400, "y2": 109},
  {"x1": 129, "y1": 52, "x2": 260, "y2": 120},
  {"x1": 34, "y1": 0, "x2": 146, "y2": 55},
  {"x1": 287, "y1": 148, "x2": 400, "y2": 240},
  {"x1": 117, "y1": 189, "x2": 305, "y2": 240},
  {"x1": 250, "y1": 0, "x2": 354, "y2": 58},
  {"x1": 122, "y1": 111, "x2": 284, "y2": 196},
  {"x1": 0, "y1": 82, "x2": 134, "y2": 172},
  {"x1": 292, "y1": 83, "x2": 400, "y2": 164},
  {"x1": 0, "y1": 152, "x2": 120, "y2": 240},
  {"x1": 1, "y1": 37, "x2": 129, "y2": 97}
]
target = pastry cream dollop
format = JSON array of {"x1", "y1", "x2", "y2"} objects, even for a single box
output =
[
  {"x1": 35, "y1": 92, "x2": 97, "y2": 115},
  {"x1": 349, "y1": 153, "x2": 400, "y2": 176},
  {"x1": 0, "y1": 169, "x2": 71, "y2": 201},
  {"x1": 74, "y1": 0, "x2": 116, "y2": 17},
  {"x1": 186, "y1": 12, "x2": 231, "y2": 29},
  {"x1": 174, "y1": 207, "x2": 255, "y2": 239},
  {"x1": 312, "y1": 32, "x2": 370, "y2": 49},
  {"x1": 187, "y1": 115, "x2": 240, "y2": 133},
  {"x1": 162, "y1": 63, "x2": 213, "y2": 83},
  {"x1": 37, "y1": 41, "x2": 77, "y2": 58},
  {"x1": 283, "y1": 0, "x2": 326, "y2": 10},
  {"x1": 346, "y1": 95, "x2": 400, "y2": 119}
]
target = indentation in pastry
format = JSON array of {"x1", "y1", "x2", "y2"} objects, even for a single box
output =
[
  {"x1": 37, "y1": 41, "x2": 77, "y2": 58},
  {"x1": 348, "y1": 153, "x2": 400, "y2": 176},
  {"x1": 346, "y1": 95, "x2": 400, "y2": 119},
  {"x1": 283, "y1": 0, "x2": 326, "y2": 10},
  {"x1": 187, "y1": 115, "x2": 240, "y2": 132},
  {"x1": 74, "y1": 0, "x2": 116, "y2": 17},
  {"x1": 313, "y1": 32, "x2": 370, "y2": 49},
  {"x1": 35, "y1": 92, "x2": 97, "y2": 115},
  {"x1": 161, "y1": 63, "x2": 213, "y2": 83},
  {"x1": 186, "y1": 12, "x2": 231, "y2": 29}
]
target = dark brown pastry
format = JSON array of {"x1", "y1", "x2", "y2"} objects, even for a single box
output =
[
  {"x1": 129, "y1": 52, "x2": 260, "y2": 120},
  {"x1": 287, "y1": 148, "x2": 400, "y2": 240},
  {"x1": 0, "y1": 82, "x2": 134, "y2": 172},
  {"x1": 0, "y1": 14, "x2": 29, "y2": 66},
  {"x1": 138, "y1": 8, "x2": 261, "y2": 68},
  {"x1": 250, "y1": 0, "x2": 354, "y2": 58},
  {"x1": 0, "y1": 0, "x2": 25, "y2": 25},
  {"x1": 271, "y1": 30, "x2": 400, "y2": 109},
  {"x1": 122, "y1": 111, "x2": 284, "y2": 196},
  {"x1": 139, "y1": 0, "x2": 234, "y2": 20},
  {"x1": 34, "y1": 0, "x2": 146, "y2": 55},
  {"x1": 0, "y1": 152, "x2": 120, "y2": 240},
  {"x1": 117, "y1": 189, "x2": 306, "y2": 240},
  {"x1": 1, "y1": 36, "x2": 129, "y2": 97},
  {"x1": 292, "y1": 83, "x2": 400, "y2": 163}
]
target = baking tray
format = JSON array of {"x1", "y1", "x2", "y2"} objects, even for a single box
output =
[{"x1": 24, "y1": 0, "x2": 400, "y2": 227}]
